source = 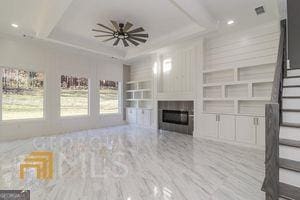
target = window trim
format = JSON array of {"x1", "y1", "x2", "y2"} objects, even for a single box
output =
[
  {"x1": 0, "y1": 66, "x2": 46, "y2": 122},
  {"x1": 99, "y1": 80, "x2": 122, "y2": 116},
  {"x1": 60, "y1": 75, "x2": 90, "y2": 118}
]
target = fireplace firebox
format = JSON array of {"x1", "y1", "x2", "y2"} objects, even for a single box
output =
[
  {"x1": 162, "y1": 110, "x2": 189, "y2": 125},
  {"x1": 158, "y1": 101, "x2": 194, "y2": 135}
]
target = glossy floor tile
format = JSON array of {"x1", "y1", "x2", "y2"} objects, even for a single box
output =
[{"x1": 0, "y1": 125, "x2": 265, "y2": 200}]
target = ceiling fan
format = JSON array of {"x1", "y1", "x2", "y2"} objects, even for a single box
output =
[{"x1": 92, "y1": 21, "x2": 149, "y2": 47}]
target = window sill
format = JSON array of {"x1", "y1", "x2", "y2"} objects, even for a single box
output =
[
  {"x1": 99, "y1": 113, "x2": 122, "y2": 117},
  {"x1": 60, "y1": 115, "x2": 90, "y2": 120},
  {"x1": 0, "y1": 118, "x2": 46, "y2": 124}
]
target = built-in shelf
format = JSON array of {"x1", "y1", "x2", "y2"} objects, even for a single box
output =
[
  {"x1": 203, "y1": 62, "x2": 276, "y2": 73},
  {"x1": 203, "y1": 79, "x2": 273, "y2": 87},
  {"x1": 203, "y1": 97, "x2": 270, "y2": 101},
  {"x1": 202, "y1": 62, "x2": 275, "y2": 116},
  {"x1": 125, "y1": 80, "x2": 153, "y2": 109}
]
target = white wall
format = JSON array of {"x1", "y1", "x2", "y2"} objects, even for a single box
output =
[{"x1": 0, "y1": 35, "x2": 125, "y2": 141}]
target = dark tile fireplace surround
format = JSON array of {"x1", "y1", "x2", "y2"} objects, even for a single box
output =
[{"x1": 158, "y1": 101, "x2": 194, "y2": 135}]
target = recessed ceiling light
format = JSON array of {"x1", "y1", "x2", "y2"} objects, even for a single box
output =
[
  {"x1": 11, "y1": 23, "x2": 18, "y2": 28},
  {"x1": 227, "y1": 20, "x2": 234, "y2": 25}
]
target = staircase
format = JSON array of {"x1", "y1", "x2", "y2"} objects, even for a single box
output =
[
  {"x1": 279, "y1": 69, "x2": 300, "y2": 199},
  {"x1": 263, "y1": 19, "x2": 300, "y2": 199}
]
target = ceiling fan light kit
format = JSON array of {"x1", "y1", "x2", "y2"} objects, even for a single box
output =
[{"x1": 92, "y1": 21, "x2": 148, "y2": 47}]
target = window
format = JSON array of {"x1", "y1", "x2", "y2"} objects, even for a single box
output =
[
  {"x1": 60, "y1": 75, "x2": 89, "y2": 117},
  {"x1": 100, "y1": 80, "x2": 120, "y2": 114},
  {"x1": 1, "y1": 68, "x2": 44, "y2": 120}
]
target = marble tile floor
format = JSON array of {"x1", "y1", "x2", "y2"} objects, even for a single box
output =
[{"x1": 0, "y1": 125, "x2": 265, "y2": 200}]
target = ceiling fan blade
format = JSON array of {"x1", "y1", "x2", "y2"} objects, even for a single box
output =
[
  {"x1": 130, "y1": 36, "x2": 147, "y2": 43},
  {"x1": 130, "y1": 33, "x2": 149, "y2": 38},
  {"x1": 128, "y1": 27, "x2": 145, "y2": 34},
  {"x1": 102, "y1": 37, "x2": 115, "y2": 42},
  {"x1": 110, "y1": 20, "x2": 120, "y2": 31},
  {"x1": 94, "y1": 34, "x2": 113, "y2": 37},
  {"x1": 122, "y1": 39, "x2": 129, "y2": 47},
  {"x1": 113, "y1": 38, "x2": 120, "y2": 46},
  {"x1": 127, "y1": 38, "x2": 139, "y2": 46},
  {"x1": 97, "y1": 23, "x2": 115, "y2": 32},
  {"x1": 123, "y1": 22, "x2": 133, "y2": 32},
  {"x1": 92, "y1": 29, "x2": 113, "y2": 34}
]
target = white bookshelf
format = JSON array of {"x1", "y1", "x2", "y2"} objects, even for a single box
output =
[
  {"x1": 202, "y1": 63, "x2": 275, "y2": 116},
  {"x1": 125, "y1": 80, "x2": 153, "y2": 109}
]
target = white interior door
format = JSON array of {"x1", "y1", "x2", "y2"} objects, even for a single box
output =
[
  {"x1": 219, "y1": 115, "x2": 236, "y2": 141},
  {"x1": 236, "y1": 116, "x2": 256, "y2": 144}
]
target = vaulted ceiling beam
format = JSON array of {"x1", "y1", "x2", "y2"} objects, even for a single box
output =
[
  {"x1": 168, "y1": 0, "x2": 217, "y2": 30},
  {"x1": 35, "y1": 0, "x2": 74, "y2": 38}
]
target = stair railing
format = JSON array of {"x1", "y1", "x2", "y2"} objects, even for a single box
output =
[{"x1": 263, "y1": 20, "x2": 286, "y2": 200}]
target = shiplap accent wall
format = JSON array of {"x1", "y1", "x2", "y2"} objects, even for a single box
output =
[
  {"x1": 129, "y1": 56, "x2": 154, "y2": 81},
  {"x1": 156, "y1": 40, "x2": 203, "y2": 101},
  {"x1": 159, "y1": 47, "x2": 195, "y2": 95},
  {"x1": 204, "y1": 23, "x2": 280, "y2": 71}
]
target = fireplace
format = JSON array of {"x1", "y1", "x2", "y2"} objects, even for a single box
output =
[
  {"x1": 162, "y1": 110, "x2": 189, "y2": 125},
  {"x1": 158, "y1": 101, "x2": 194, "y2": 135}
]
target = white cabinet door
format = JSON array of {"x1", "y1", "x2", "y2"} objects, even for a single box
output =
[
  {"x1": 136, "y1": 109, "x2": 144, "y2": 125},
  {"x1": 142, "y1": 110, "x2": 151, "y2": 128},
  {"x1": 256, "y1": 117, "x2": 265, "y2": 146},
  {"x1": 200, "y1": 114, "x2": 218, "y2": 138},
  {"x1": 219, "y1": 115, "x2": 235, "y2": 141},
  {"x1": 126, "y1": 108, "x2": 136, "y2": 124},
  {"x1": 236, "y1": 116, "x2": 256, "y2": 144}
]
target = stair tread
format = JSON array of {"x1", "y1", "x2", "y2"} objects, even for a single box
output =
[
  {"x1": 282, "y1": 123, "x2": 300, "y2": 128},
  {"x1": 282, "y1": 109, "x2": 300, "y2": 112},
  {"x1": 285, "y1": 75, "x2": 300, "y2": 79},
  {"x1": 280, "y1": 158, "x2": 300, "y2": 172},
  {"x1": 283, "y1": 85, "x2": 300, "y2": 88},
  {"x1": 282, "y1": 96, "x2": 300, "y2": 99},
  {"x1": 280, "y1": 182, "x2": 300, "y2": 200},
  {"x1": 280, "y1": 138, "x2": 300, "y2": 148}
]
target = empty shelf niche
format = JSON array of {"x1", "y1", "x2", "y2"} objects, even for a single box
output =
[
  {"x1": 238, "y1": 63, "x2": 275, "y2": 81},
  {"x1": 139, "y1": 101, "x2": 153, "y2": 109},
  {"x1": 204, "y1": 100, "x2": 234, "y2": 113},
  {"x1": 225, "y1": 84, "x2": 248, "y2": 98},
  {"x1": 134, "y1": 91, "x2": 142, "y2": 99},
  {"x1": 143, "y1": 91, "x2": 152, "y2": 99},
  {"x1": 203, "y1": 69, "x2": 234, "y2": 84},
  {"x1": 126, "y1": 82, "x2": 137, "y2": 90},
  {"x1": 238, "y1": 100, "x2": 269, "y2": 115},
  {"x1": 252, "y1": 82, "x2": 273, "y2": 98},
  {"x1": 138, "y1": 81, "x2": 151, "y2": 90},
  {"x1": 126, "y1": 92, "x2": 134, "y2": 100},
  {"x1": 126, "y1": 101, "x2": 137, "y2": 108},
  {"x1": 204, "y1": 86, "x2": 222, "y2": 98}
]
